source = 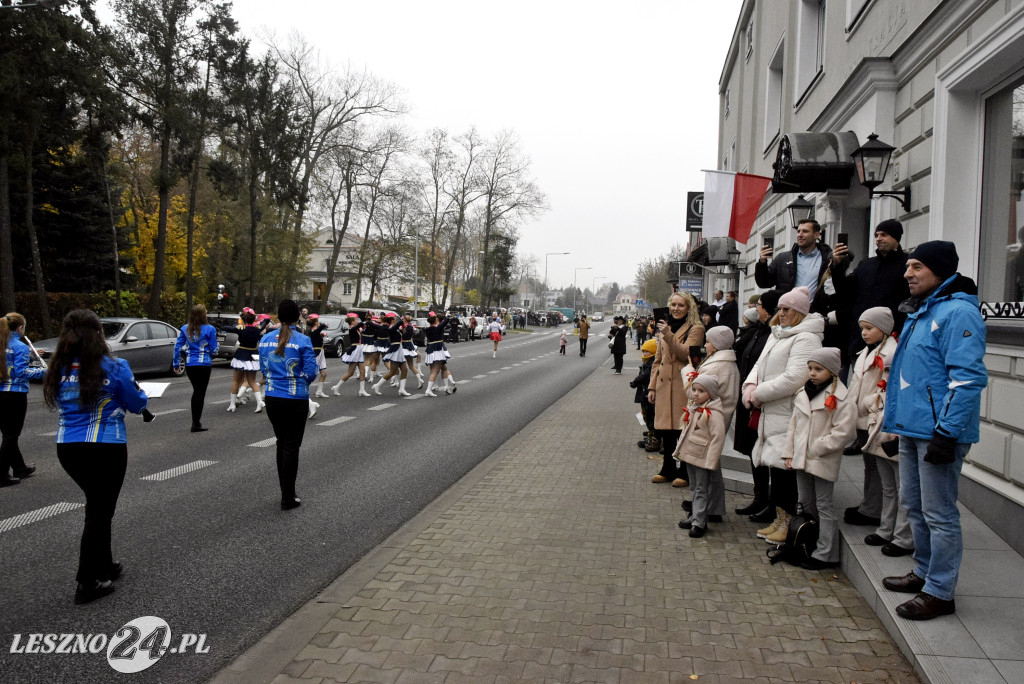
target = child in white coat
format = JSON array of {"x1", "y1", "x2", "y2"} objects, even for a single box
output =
[
  {"x1": 848, "y1": 307, "x2": 912, "y2": 556},
  {"x1": 674, "y1": 374, "x2": 727, "y2": 538},
  {"x1": 784, "y1": 347, "x2": 856, "y2": 569}
]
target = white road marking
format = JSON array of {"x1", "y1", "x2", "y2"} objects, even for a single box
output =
[
  {"x1": 318, "y1": 416, "x2": 355, "y2": 426},
  {"x1": 0, "y1": 502, "x2": 83, "y2": 534},
  {"x1": 153, "y1": 408, "x2": 186, "y2": 416},
  {"x1": 405, "y1": 394, "x2": 425, "y2": 400},
  {"x1": 488, "y1": 370, "x2": 501, "y2": 374},
  {"x1": 249, "y1": 437, "x2": 276, "y2": 448},
  {"x1": 37, "y1": 431, "x2": 57, "y2": 437},
  {"x1": 473, "y1": 374, "x2": 487, "y2": 379},
  {"x1": 140, "y1": 460, "x2": 218, "y2": 482},
  {"x1": 501, "y1": 366, "x2": 512, "y2": 370},
  {"x1": 367, "y1": 403, "x2": 396, "y2": 411}
]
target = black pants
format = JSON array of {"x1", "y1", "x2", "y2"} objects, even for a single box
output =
[
  {"x1": 658, "y1": 429, "x2": 682, "y2": 479},
  {"x1": 185, "y1": 365, "x2": 212, "y2": 427},
  {"x1": 769, "y1": 466, "x2": 797, "y2": 515},
  {"x1": 57, "y1": 443, "x2": 127, "y2": 584},
  {"x1": 0, "y1": 392, "x2": 29, "y2": 476},
  {"x1": 612, "y1": 353, "x2": 624, "y2": 372},
  {"x1": 265, "y1": 396, "x2": 307, "y2": 501},
  {"x1": 579, "y1": 338, "x2": 588, "y2": 356}
]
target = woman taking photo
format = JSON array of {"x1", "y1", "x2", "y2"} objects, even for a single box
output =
[
  {"x1": 741, "y1": 286, "x2": 824, "y2": 543},
  {"x1": 258, "y1": 300, "x2": 318, "y2": 510},
  {"x1": 173, "y1": 304, "x2": 219, "y2": 432},
  {"x1": 43, "y1": 309, "x2": 150, "y2": 604},
  {"x1": 647, "y1": 292, "x2": 705, "y2": 486},
  {"x1": 1, "y1": 313, "x2": 47, "y2": 486}
]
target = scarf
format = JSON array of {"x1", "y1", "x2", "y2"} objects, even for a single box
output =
[
  {"x1": 804, "y1": 378, "x2": 830, "y2": 401},
  {"x1": 667, "y1": 316, "x2": 686, "y2": 333}
]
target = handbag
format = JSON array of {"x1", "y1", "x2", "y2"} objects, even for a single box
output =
[{"x1": 747, "y1": 408, "x2": 761, "y2": 430}]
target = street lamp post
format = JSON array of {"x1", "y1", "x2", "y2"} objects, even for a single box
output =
[
  {"x1": 573, "y1": 267, "x2": 592, "y2": 314},
  {"x1": 544, "y1": 252, "x2": 569, "y2": 305}
]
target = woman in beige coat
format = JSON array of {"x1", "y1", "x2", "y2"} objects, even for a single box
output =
[
  {"x1": 741, "y1": 287, "x2": 824, "y2": 541},
  {"x1": 647, "y1": 292, "x2": 705, "y2": 485}
]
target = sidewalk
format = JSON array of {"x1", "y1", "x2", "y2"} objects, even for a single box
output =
[{"x1": 213, "y1": 347, "x2": 920, "y2": 684}]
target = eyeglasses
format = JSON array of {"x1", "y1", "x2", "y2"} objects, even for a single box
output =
[{"x1": 778, "y1": 306, "x2": 792, "y2": 313}]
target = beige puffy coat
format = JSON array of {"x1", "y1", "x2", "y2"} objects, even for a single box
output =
[
  {"x1": 743, "y1": 313, "x2": 825, "y2": 469},
  {"x1": 673, "y1": 397, "x2": 727, "y2": 470},
  {"x1": 648, "y1": 323, "x2": 706, "y2": 431},
  {"x1": 786, "y1": 382, "x2": 856, "y2": 482},
  {"x1": 681, "y1": 350, "x2": 740, "y2": 425},
  {"x1": 850, "y1": 336, "x2": 899, "y2": 461}
]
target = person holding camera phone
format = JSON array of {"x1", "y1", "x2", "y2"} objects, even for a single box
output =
[{"x1": 647, "y1": 292, "x2": 705, "y2": 487}]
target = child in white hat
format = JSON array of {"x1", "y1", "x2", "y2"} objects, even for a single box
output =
[
  {"x1": 783, "y1": 347, "x2": 856, "y2": 568},
  {"x1": 674, "y1": 374, "x2": 727, "y2": 538}
]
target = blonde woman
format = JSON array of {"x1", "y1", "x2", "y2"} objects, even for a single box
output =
[{"x1": 646, "y1": 292, "x2": 705, "y2": 486}]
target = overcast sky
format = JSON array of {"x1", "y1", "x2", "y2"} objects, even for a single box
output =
[{"x1": 230, "y1": 0, "x2": 743, "y2": 294}]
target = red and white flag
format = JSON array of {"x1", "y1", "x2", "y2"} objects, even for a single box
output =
[{"x1": 702, "y1": 170, "x2": 772, "y2": 245}]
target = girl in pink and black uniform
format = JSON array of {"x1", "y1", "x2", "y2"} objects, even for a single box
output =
[{"x1": 333, "y1": 313, "x2": 371, "y2": 396}]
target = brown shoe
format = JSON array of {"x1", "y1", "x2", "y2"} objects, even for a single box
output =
[
  {"x1": 671, "y1": 478, "x2": 688, "y2": 488},
  {"x1": 883, "y1": 571, "x2": 925, "y2": 594},
  {"x1": 651, "y1": 474, "x2": 669, "y2": 483},
  {"x1": 895, "y1": 593, "x2": 955, "y2": 620}
]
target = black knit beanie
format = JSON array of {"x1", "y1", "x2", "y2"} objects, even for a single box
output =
[
  {"x1": 875, "y1": 219, "x2": 903, "y2": 242},
  {"x1": 277, "y1": 299, "x2": 300, "y2": 324},
  {"x1": 758, "y1": 289, "x2": 782, "y2": 315},
  {"x1": 908, "y1": 240, "x2": 958, "y2": 281}
]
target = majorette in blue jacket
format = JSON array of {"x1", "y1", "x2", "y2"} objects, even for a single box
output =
[
  {"x1": 173, "y1": 324, "x2": 219, "y2": 366},
  {"x1": 55, "y1": 356, "x2": 149, "y2": 444},
  {"x1": 882, "y1": 274, "x2": 988, "y2": 443},
  {"x1": 2, "y1": 331, "x2": 46, "y2": 392},
  {"x1": 258, "y1": 326, "x2": 319, "y2": 399}
]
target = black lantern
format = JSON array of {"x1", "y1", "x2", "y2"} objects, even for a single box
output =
[
  {"x1": 786, "y1": 194, "x2": 814, "y2": 228},
  {"x1": 851, "y1": 133, "x2": 911, "y2": 211}
]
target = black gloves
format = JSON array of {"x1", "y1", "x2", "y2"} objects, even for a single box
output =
[
  {"x1": 924, "y1": 432, "x2": 957, "y2": 465},
  {"x1": 142, "y1": 408, "x2": 156, "y2": 423}
]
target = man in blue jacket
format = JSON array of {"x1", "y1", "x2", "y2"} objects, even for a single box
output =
[{"x1": 881, "y1": 241, "x2": 987, "y2": 621}]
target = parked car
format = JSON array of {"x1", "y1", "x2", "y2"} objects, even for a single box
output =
[
  {"x1": 207, "y1": 312, "x2": 241, "y2": 360},
  {"x1": 459, "y1": 316, "x2": 485, "y2": 340},
  {"x1": 34, "y1": 317, "x2": 186, "y2": 378},
  {"x1": 317, "y1": 315, "x2": 351, "y2": 357}
]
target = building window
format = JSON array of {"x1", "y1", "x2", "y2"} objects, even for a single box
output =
[
  {"x1": 764, "y1": 39, "x2": 784, "y2": 152},
  {"x1": 845, "y1": 0, "x2": 871, "y2": 32},
  {"x1": 979, "y1": 73, "x2": 1024, "y2": 324},
  {"x1": 343, "y1": 282, "x2": 353, "y2": 296},
  {"x1": 796, "y1": 0, "x2": 825, "y2": 100},
  {"x1": 724, "y1": 87, "x2": 730, "y2": 119}
]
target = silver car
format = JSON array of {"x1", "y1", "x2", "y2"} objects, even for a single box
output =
[{"x1": 34, "y1": 317, "x2": 186, "y2": 378}]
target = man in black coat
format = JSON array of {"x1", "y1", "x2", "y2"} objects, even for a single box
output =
[
  {"x1": 830, "y1": 218, "x2": 910, "y2": 359},
  {"x1": 829, "y1": 218, "x2": 910, "y2": 529},
  {"x1": 717, "y1": 291, "x2": 739, "y2": 332},
  {"x1": 754, "y1": 219, "x2": 835, "y2": 306}
]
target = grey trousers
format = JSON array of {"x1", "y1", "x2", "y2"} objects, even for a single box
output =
[
  {"x1": 875, "y1": 456, "x2": 914, "y2": 549},
  {"x1": 855, "y1": 453, "x2": 883, "y2": 518},
  {"x1": 687, "y1": 465, "x2": 713, "y2": 527},
  {"x1": 796, "y1": 471, "x2": 840, "y2": 563}
]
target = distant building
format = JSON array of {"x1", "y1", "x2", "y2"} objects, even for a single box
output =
[
  {"x1": 719, "y1": 0, "x2": 1024, "y2": 552},
  {"x1": 613, "y1": 292, "x2": 636, "y2": 317},
  {"x1": 294, "y1": 229, "x2": 370, "y2": 309}
]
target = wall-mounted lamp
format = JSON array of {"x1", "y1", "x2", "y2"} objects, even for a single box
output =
[
  {"x1": 851, "y1": 133, "x2": 911, "y2": 212},
  {"x1": 786, "y1": 194, "x2": 814, "y2": 228}
]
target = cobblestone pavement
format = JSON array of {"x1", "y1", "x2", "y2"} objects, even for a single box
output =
[{"x1": 215, "y1": 355, "x2": 920, "y2": 684}]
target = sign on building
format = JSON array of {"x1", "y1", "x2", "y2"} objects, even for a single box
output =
[{"x1": 686, "y1": 192, "x2": 704, "y2": 232}]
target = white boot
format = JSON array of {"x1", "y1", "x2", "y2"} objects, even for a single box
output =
[
  {"x1": 358, "y1": 381, "x2": 371, "y2": 397},
  {"x1": 371, "y1": 378, "x2": 385, "y2": 395},
  {"x1": 492, "y1": 350, "x2": 496, "y2": 358},
  {"x1": 332, "y1": 378, "x2": 345, "y2": 396},
  {"x1": 416, "y1": 371, "x2": 424, "y2": 388},
  {"x1": 254, "y1": 390, "x2": 265, "y2": 413},
  {"x1": 390, "y1": 377, "x2": 399, "y2": 387},
  {"x1": 236, "y1": 387, "x2": 248, "y2": 405},
  {"x1": 315, "y1": 381, "x2": 328, "y2": 398},
  {"x1": 227, "y1": 393, "x2": 237, "y2": 412},
  {"x1": 308, "y1": 399, "x2": 319, "y2": 420},
  {"x1": 444, "y1": 375, "x2": 457, "y2": 395},
  {"x1": 424, "y1": 381, "x2": 437, "y2": 397},
  {"x1": 398, "y1": 379, "x2": 411, "y2": 397}
]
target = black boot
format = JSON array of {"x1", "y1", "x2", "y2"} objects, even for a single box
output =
[{"x1": 735, "y1": 499, "x2": 768, "y2": 515}]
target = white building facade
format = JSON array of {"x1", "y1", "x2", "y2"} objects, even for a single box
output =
[{"x1": 720, "y1": 0, "x2": 1024, "y2": 553}]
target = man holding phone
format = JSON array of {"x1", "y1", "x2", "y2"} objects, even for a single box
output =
[{"x1": 755, "y1": 219, "x2": 835, "y2": 302}]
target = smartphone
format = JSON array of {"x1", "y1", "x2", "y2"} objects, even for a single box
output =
[
  {"x1": 837, "y1": 232, "x2": 849, "y2": 246},
  {"x1": 652, "y1": 307, "x2": 670, "y2": 325},
  {"x1": 763, "y1": 236, "x2": 774, "y2": 251}
]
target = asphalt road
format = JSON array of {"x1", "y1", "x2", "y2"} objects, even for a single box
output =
[{"x1": 0, "y1": 323, "x2": 619, "y2": 683}]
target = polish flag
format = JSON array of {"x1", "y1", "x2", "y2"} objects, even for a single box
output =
[{"x1": 702, "y1": 170, "x2": 772, "y2": 245}]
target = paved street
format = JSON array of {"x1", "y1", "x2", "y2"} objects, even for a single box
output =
[
  {"x1": 214, "y1": 344, "x2": 920, "y2": 684},
  {"x1": 0, "y1": 326, "x2": 599, "y2": 683}
]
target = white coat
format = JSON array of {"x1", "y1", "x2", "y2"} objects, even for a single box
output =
[
  {"x1": 743, "y1": 313, "x2": 825, "y2": 469},
  {"x1": 673, "y1": 397, "x2": 727, "y2": 471},
  {"x1": 681, "y1": 349, "x2": 740, "y2": 425},
  {"x1": 850, "y1": 336, "x2": 899, "y2": 461},
  {"x1": 786, "y1": 382, "x2": 856, "y2": 482}
]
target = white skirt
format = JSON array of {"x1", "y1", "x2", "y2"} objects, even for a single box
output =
[
  {"x1": 342, "y1": 346, "x2": 364, "y2": 364},
  {"x1": 231, "y1": 358, "x2": 260, "y2": 371},
  {"x1": 425, "y1": 349, "x2": 452, "y2": 364},
  {"x1": 361, "y1": 344, "x2": 378, "y2": 355},
  {"x1": 383, "y1": 348, "x2": 405, "y2": 363},
  {"x1": 316, "y1": 349, "x2": 327, "y2": 371}
]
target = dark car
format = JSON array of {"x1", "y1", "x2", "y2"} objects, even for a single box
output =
[
  {"x1": 34, "y1": 317, "x2": 185, "y2": 378},
  {"x1": 207, "y1": 313, "x2": 242, "y2": 360},
  {"x1": 317, "y1": 315, "x2": 351, "y2": 357}
]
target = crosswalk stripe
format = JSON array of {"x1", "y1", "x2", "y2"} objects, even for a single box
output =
[
  {"x1": 367, "y1": 403, "x2": 396, "y2": 411},
  {"x1": 472, "y1": 374, "x2": 487, "y2": 379},
  {"x1": 248, "y1": 437, "x2": 276, "y2": 448},
  {"x1": 0, "y1": 502, "x2": 83, "y2": 534},
  {"x1": 141, "y1": 460, "x2": 218, "y2": 481},
  {"x1": 318, "y1": 416, "x2": 355, "y2": 426}
]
